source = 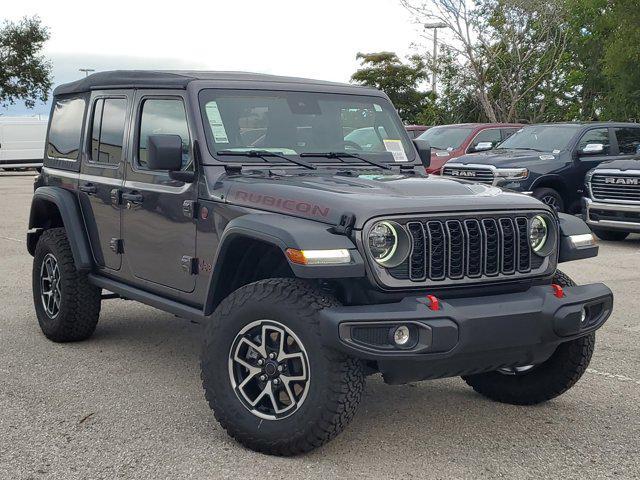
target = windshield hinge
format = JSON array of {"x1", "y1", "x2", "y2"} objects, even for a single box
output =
[
  {"x1": 330, "y1": 213, "x2": 356, "y2": 236},
  {"x1": 224, "y1": 164, "x2": 243, "y2": 174}
]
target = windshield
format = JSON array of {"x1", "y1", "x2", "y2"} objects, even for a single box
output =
[
  {"x1": 498, "y1": 125, "x2": 582, "y2": 152},
  {"x1": 198, "y1": 89, "x2": 414, "y2": 164},
  {"x1": 417, "y1": 126, "x2": 475, "y2": 150}
]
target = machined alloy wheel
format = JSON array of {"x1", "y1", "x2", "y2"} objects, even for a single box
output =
[
  {"x1": 229, "y1": 319, "x2": 310, "y2": 420},
  {"x1": 40, "y1": 253, "x2": 61, "y2": 318},
  {"x1": 497, "y1": 365, "x2": 536, "y2": 376}
]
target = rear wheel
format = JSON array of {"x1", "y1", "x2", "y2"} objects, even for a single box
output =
[
  {"x1": 532, "y1": 187, "x2": 564, "y2": 212},
  {"x1": 592, "y1": 229, "x2": 629, "y2": 242},
  {"x1": 201, "y1": 278, "x2": 365, "y2": 455},
  {"x1": 462, "y1": 271, "x2": 595, "y2": 405},
  {"x1": 32, "y1": 228, "x2": 101, "y2": 342}
]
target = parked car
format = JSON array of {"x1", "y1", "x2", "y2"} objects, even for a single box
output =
[
  {"x1": 405, "y1": 124, "x2": 430, "y2": 138},
  {"x1": 0, "y1": 116, "x2": 47, "y2": 171},
  {"x1": 584, "y1": 153, "x2": 640, "y2": 241},
  {"x1": 27, "y1": 71, "x2": 611, "y2": 456},
  {"x1": 416, "y1": 123, "x2": 522, "y2": 173},
  {"x1": 442, "y1": 122, "x2": 640, "y2": 213}
]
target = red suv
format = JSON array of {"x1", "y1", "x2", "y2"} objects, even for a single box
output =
[{"x1": 416, "y1": 123, "x2": 523, "y2": 173}]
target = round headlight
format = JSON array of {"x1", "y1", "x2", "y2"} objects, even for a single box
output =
[
  {"x1": 530, "y1": 215, "x2": 548, "y2": 253},
  {"x1": 369, "y1": 221, "x2": 398, "y2": 262},
  {"x1": 368, "y1": 221, "x2": 410, "y2": 268}
]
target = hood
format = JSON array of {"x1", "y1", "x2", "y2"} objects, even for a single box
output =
[
  {"x1": 453, "y1": 149, "x2": 564, "y2": 169},
  {"x1": 594, "y1": 157, "x2": 640, "y2": 172},
  {"x1": 210, "y1": 168, "x2": 549, "y2": 229}
]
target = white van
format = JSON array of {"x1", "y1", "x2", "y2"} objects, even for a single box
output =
[{"x1": 0, "y1": 117, "x2": 48, "y2": 170}]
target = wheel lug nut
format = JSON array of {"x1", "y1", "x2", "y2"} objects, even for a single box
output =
[
  {"x1": 257, "y1": 359, "x2": 264, "y2": 366},
  {"x1": 269, "y1": 352, "x2": 276, "y2": 359},
  {"x1": 259, "y1": 375, "x2": 267, "y2": 381},
  {"x1": 273, "y1": 378, "x2": 280, "y2": 385},
  {"x1": 277, "y1": 365, "x2": 284, "y2": 372}
]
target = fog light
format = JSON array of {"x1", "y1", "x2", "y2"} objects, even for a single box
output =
[
  {"x1": 393, "y1": 325, "x2": 411, "y2": 346},
  {"x1": 581, "y1": 307, "x2": 588, "y2": 324}
]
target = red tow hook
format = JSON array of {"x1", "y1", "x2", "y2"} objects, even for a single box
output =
[
  {"x1": 426, "y1": 294, "x2": 440, "y2": 311},
  {"x1": 552, "y1": 284, "x2": 565, "y2": 298}
]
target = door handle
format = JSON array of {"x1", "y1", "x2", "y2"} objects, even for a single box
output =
[
  {"x1": 79, "y1": 183, "x2": 97, "y2": 194},
  {"x1": 122, "y1": 192, "x2": 144, "y2": 205}
]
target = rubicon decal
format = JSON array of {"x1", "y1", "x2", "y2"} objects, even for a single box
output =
[{"x1": 234, "y1": 190, "x2": 330, "y2": 218}]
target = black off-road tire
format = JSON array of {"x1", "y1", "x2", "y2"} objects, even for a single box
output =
[
  {"x1": 592, "y1": 229, "x2": 629, "y2": 242},
  {"x1": 201, "y1": 278, "x2": 365, "y2": 456},
  {"x1": 462, "y1": 271, "x2": 595, "y2": 405},
  {"x1": 32, "y1": 228, "x2": 101, "y2": 342},
  {"x1": 532, "y1": 187, "x2": 565, "y2": 212}
]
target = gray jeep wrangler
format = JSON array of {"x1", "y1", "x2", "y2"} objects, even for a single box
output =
[{"x1": 28, "y1": 71, "x2": 613, "y2": 455}]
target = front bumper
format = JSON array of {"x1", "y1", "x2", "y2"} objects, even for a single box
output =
[
  {"x1": 584, "y1": 197, "x2": 640, "y2": 233},
  {"x1": 319, "y1": 283, "x2": 613, "y2": 384}
]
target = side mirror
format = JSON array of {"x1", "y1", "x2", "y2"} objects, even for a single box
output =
[
  {"x1": 471, "y1": 141, "x2": 494, "y2": 152},
  {"x1": 147, "y1": 134, "x2": 184, "y2": 171},
  {"x1": 579, "y1": 143, "x2": 604, "y2": 156},
  {"x1": 413, "y1": 139, "x2": 431, "y2": 168}
]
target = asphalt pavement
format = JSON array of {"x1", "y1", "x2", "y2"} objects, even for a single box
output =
[{"x1": 1, "y1": 172, "x2": 638, "y2": 479}]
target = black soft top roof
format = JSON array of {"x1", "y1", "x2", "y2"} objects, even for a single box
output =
[{"x1": 53, "y1": 70, "x2": 377, "y2": 96}]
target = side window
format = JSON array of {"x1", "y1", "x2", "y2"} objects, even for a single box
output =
[
  {"x1": 577, "y1": 128, "x2": 611, "y2": 154},
  {"x1": 469, "y1": 129, "x2": 501, "y2": 150},
  {"x1": 90, "y1": 98, "x2": 127, "y2": 164},
  {"x1": 614, "y1": 127, "x2": 640, "y2": 155},
  {"x1": 47, "y1": 97, "x2": 86, "y2": 160},
  {"x1": 138, "y1": 98, "x2": 191, "y2": 169}
]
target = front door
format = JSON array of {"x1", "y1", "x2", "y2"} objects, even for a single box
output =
[
  {"x1": 121, "y1": 91, "x2": 197, "y2": 293},
  {"x1": 78, "y1": 93, "x2": 129, "y2": 271},
  {"x1": 574, "y1": 127, "x2": 614, "y2": 195}
]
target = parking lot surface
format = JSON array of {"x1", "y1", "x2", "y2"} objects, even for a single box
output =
[{"x1": 1, "y1": 172, "x2": 639, "y2": 480}]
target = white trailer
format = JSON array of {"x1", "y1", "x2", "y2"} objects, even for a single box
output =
[{"x1": 0, "y1": 117, "x2": 48, "y2": 170}]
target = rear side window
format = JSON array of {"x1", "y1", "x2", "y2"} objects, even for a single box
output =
[
  {"x1": 47, "y1": 97, "x2": 86, "y2": 160},
  {"x1": 577, "y1": 128, "x2": 611, "y2": 154},
  {"x1": 138, "y1": 98, "x2": 191, "y2": 169},
  {"x1": 614, "y1": 127, "x2": 640, "y2": 155},
  {"x1": 90, "y1": 98, "x2": 127, "y2": 164}
]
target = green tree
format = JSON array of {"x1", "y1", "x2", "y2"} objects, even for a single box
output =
[
  {"x1": 351, "y1": 52, "x2": 430, "y2": 124},
  {"x1": 0, "y1": 16, "x2": 52, "y2": 109}
]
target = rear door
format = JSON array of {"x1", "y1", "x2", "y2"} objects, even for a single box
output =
[
  {"x1": 78, "y1": 92, "x2": 130, "y2": 271},
  {"x1": 121, "y1": 91, "x2": 197, "y2": 293}
]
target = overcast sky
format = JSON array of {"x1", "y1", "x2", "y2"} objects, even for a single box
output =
[{"x1": 2, "y1": 0, "x2": 424, "y2": 116}]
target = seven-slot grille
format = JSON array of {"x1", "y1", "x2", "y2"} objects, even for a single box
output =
[
  {"x1": 441, "y1": 166, "x2": 495, "y2": 185},
  {"x1": 388, "y1": 215, "x2": 542, "y2": 284},
  {"x1": 590, "y1": 173, "x2": 640, "y2": 202}
]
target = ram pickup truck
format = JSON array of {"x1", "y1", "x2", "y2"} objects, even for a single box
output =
[
  {"x1": 27, "y1": 70, "x2": 612, "y2": 455},
  {"x1": 443, "y1": 122, "x2": 640, "y2": 213}
]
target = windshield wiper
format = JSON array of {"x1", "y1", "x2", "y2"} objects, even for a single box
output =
[
  {"x1": 216, "y1": 150, "x2": 316, "y2": 170},
  {"x1": 502, "y1": 147, "x2": 545, "y2": 153},
  {"x1": 300, "y1": 151, "x2": 392, "y2": 170}
]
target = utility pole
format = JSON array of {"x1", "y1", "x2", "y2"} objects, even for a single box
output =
[
  {"x1": 424, "y1": 22, "x2": 447, "y2": 94},
  {"x1": 78, "y1": 68, "x2": 95, "y2": 78}
]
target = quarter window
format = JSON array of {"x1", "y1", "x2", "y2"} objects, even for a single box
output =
[
  {"x1": 47, "y1": 97, "x2": 86, "y2": 160},
  {"x1": 577, "y1": 128, "x2": 610, "y2": 154},
  {"x1": 614, "y1": 127, "x2": 640, "y2": 155},
  {"x1": 90, "y1": 98, "x2": 127, "y2": 164},
  {"x1": 138, "y1": 99, "x2": 191, "y2": 169}
]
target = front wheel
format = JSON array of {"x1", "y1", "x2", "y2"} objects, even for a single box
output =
[
  {"x1": 532, "y1": 187, "x2": 565, "y2": 212},
  {"x1": 201, "y1": 278, "x2": 365, "y2": 455},
  {"x1": 462, "y1": 271, "x2": 594, "y2": 405}
]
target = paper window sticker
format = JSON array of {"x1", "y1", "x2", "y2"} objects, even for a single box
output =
[
  {"x1": 383, "y1": 139, "x2": 408, "y2": 162},
  {"x1": 205, "y1": 101, "x2": 229, "y2": 143}
]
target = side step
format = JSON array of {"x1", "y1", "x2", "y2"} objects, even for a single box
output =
[{"x1": 88, "y1": 274, "x2": 205, "y2": 323}]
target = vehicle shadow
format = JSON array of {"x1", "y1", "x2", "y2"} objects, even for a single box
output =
[{"x1": 87, "y1": 303, "x2": 581, "y2": 457}]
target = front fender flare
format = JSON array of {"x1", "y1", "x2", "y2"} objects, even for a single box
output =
[
  {"x1": 27, "y1": 187, "x2": 93, "y2": 273},
  {"x1": 557, "y1": 212, "x2": 598, "y2": 263}
]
